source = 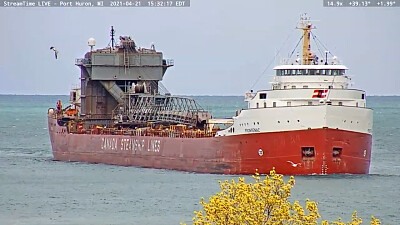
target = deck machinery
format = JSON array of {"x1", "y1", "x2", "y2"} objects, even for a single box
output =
[{"x1": 74, "y1": 27, "x2": 210, "y2": 128}]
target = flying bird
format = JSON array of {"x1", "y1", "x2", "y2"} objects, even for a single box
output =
[
  {"x1": 286, "y1": 161, "x2": 301, "y2": 167},
  {"x1": 50, "y1": 46, "x2": 59, "y2": 59}
]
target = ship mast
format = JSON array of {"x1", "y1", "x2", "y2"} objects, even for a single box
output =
[
  {"x1": 297, "y1": 14, "x2": 315, "y2": 65},
  {"x1": 110, "y1": 26, "x2": 115, "y2": 49}
]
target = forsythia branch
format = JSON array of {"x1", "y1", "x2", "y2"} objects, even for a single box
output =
[{"x1": 182, "y1": 169, "x2": 380, "y2": 225}]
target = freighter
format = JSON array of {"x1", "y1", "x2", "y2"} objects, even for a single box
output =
[{"x1": 48, "y1": 17, "x2": 373, "y2": 175}]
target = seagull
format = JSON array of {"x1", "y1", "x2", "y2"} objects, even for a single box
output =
[
  {"x1": 286, "y1": 161, "x2": 301, "y2": 167},
  {"x1": 50, "y1": 46, "x2": 59, "y2": 59}
]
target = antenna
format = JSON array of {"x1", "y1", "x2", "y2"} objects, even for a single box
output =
[
  {"x1": 110, "y1": 26, "x2": 115, "y2": 49},
  {"x1": 325, "y1": 51, "x2": 329, "y2": 65}
]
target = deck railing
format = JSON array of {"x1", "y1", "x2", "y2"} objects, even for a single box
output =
[{"x1": 72, "y1": 127, "x2": 217, "y2": 138}]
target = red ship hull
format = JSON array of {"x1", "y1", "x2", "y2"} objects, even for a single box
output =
[{"x1": 49, "y1": 118, "x2": 371, "y2": 175}]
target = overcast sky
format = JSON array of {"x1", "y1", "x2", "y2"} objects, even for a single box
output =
[{"x1": 0, "y1": 0, "x2": 399, "y2": 95}]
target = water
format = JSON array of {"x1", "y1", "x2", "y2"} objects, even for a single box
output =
[{"x1": 0, "y1": 95, "x2": 399, "y2": 224}]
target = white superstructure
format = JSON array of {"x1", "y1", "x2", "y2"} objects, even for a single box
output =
[{"x1": 217, "y1": 15, "x2": 373, "y2": 137}]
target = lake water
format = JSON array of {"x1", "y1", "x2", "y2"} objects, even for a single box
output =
[{"x1": 0, "y1": 95, "x2": 399, "y2": 224}]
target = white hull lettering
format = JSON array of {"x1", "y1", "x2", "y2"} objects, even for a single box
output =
[
  {"x1": 101, "y1": 137, "x2": 118, "y2": 151},
  {"x1": 120, "y1": 138, "x2": 152, "y2": 152},
  {"x1": 102, "y1": 137, "x2": 161, "y2": 152},
  {"x1": 147, "y1": 139, "x2": 160, "y2": 152}
]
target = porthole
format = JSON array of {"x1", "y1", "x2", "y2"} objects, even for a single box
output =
[
  {"x1": 302, "y1": 147, "x2": 315, "y2": 158},
  {"x1": 333, "y1": 147, "x2": 342, "y2": 158}
]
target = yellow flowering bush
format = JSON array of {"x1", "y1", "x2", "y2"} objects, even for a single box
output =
[{"x1": 183, "y1": 169, "x2": 380, "y2": 225}]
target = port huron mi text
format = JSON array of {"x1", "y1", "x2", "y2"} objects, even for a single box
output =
[{"x1": 2, "y1": 0, "x2": 94, "y2": 6}]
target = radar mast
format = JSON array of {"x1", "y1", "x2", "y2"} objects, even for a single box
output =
[{"x1": 297, "y1": 14, "x2": 316, "y2": 65}]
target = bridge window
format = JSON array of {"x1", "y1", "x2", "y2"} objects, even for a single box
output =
[
  {"x1": 340, "y1": 70, "x2": 346, "y2": 75},
  {"x1": 298, "y1": 69, "x2": 308, "y2": 75},
  {"x1": 259, "y1": 93, "x2": 267, "y2": 99},
  {"x1": 332, "y1": 70, "x2": 339, "y2": 75},
  {"x1": 326, "y1": 69, "x2": 331, "y2": 75},
  {"x1": 309, "y1": 70, "x2": 316, "y2": 75}
]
